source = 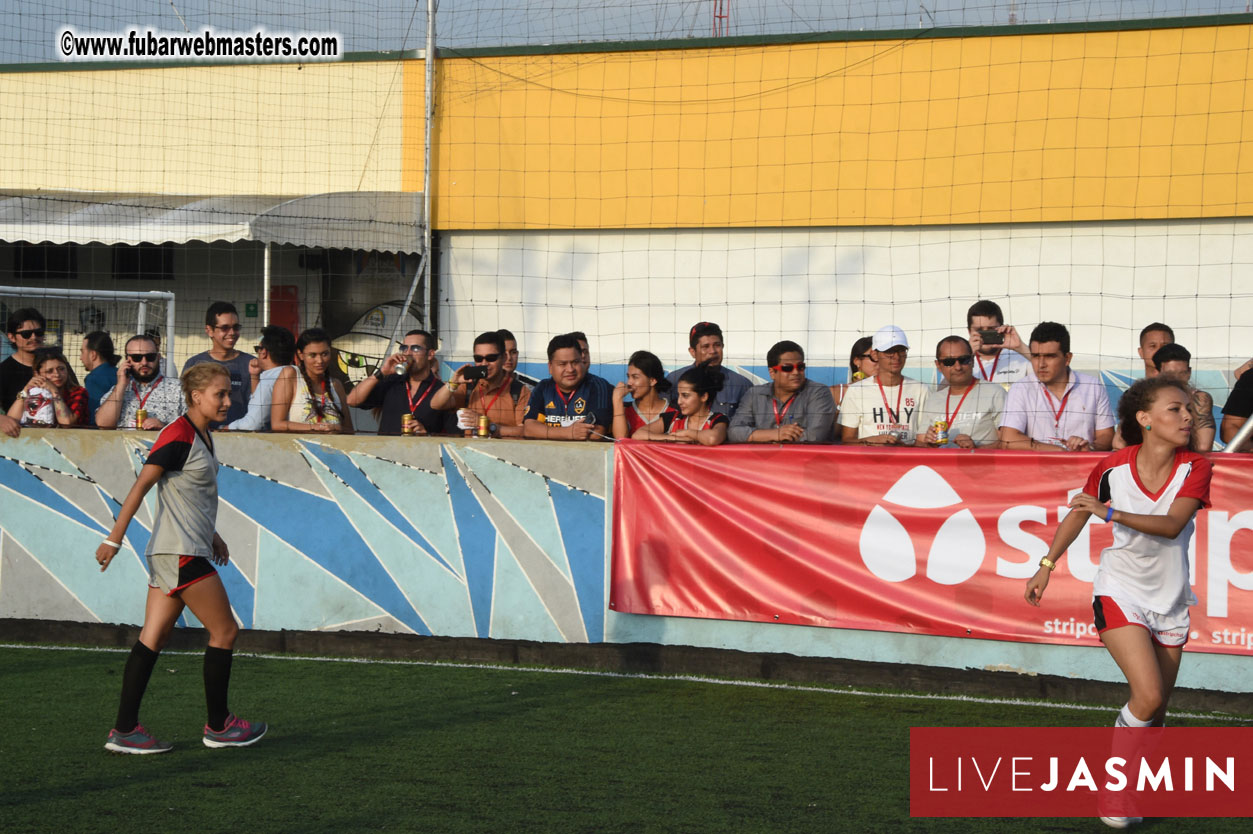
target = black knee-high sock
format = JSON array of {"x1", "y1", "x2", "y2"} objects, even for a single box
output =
[
  {"x1": 115, "y1": 641, "x2": 160, "y2": 733},
  {"x1": 203, "y1": 646, "x2": 234, "y2": 732}
]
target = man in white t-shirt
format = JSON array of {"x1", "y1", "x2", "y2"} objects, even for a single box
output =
[
  {"x1": 915, "y1": 336, "x2": 1005, "y2": 448},
  {"x1": 966, "y1": 299, "x2": 1032, "y2": 389},
  {"x1": 838, "y1": 325, "x2": 928, "y2": 445}
]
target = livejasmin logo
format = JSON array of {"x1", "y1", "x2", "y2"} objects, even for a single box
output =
[
  {"x1": 858, "y1": 466, "x2": 1253, "y2": 620},
  {"x1": 910, "y1": 727, "x2": 1252, "y2": 818}
]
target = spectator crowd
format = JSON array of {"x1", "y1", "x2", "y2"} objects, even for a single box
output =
[{"x1": 2, "y1": 300, "x2": 1251, "y2": 453}]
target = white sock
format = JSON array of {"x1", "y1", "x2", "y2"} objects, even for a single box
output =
[{"x1": 1115, "y1": 703, "x2": 1154, "y2": 728}]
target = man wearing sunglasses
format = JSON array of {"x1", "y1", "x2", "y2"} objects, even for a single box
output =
[
  {"x1": 914, "y1": 337, "x2": 1005, "y2": 448},
  {"x1": 665, "y1": 321, "x2": 753, "y2": 419},
  {"x1": 432, "y1": 331, "x2": 531, "y2": 437},
  {"x1": 838, "y1": 325, "x2": 927, "y2": 445},
  {"x1": 347, "y1": 329, "x2": 456, "y2": 435},
  {"x1": 95, "y1": 335, "x2": 186, "y2": 430},
  {"x1": 728, "y1": 340, "x2": 835, "y2": 444},
  {"x1": 182, "y1": 302, "x2": 254, "y2": 426},
  {"x1": 2, "y1": 307, "x2": 48, "y2": 419}
]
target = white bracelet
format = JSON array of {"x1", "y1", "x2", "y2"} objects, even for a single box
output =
[{"x1": 101, "y1": 540, "x2": 123, "y2": 549}]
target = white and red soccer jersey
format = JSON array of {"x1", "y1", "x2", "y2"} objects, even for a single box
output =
[
  {"x1": 144, "y1": 415, "x2": 220, "y2": 559},
  {"x1": 1082, "y1": 445, "x2": 1211, "y2": 613}
]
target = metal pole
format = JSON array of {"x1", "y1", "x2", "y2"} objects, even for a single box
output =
[
  {"x1": 263, "y1": 241, "x2": 272, "y2": 327},
  {"x1": 422, "y1": 0, "x2": 436, "y2": 338},
  {"x1": 385, "y1": 251, "x2": 428, "y2": 353},
  {"x1": 1222, "y1": 415, "x2": 1253, "y2": 453}
]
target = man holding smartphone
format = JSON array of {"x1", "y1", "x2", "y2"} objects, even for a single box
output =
[
  {"x1": 966, "y1": 299, "x2": 1033, "y2": 388},
  {"x1": 94, "y1": 335, "x2": 185, "y2": 429},
  {"x1": 347, "y1": 329, "x2": 455, "y2": 435},
  {"x1": 431, "y1": 331, "x2": 532, "y2": 437}
]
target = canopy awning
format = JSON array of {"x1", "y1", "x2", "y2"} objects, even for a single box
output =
[{"x1": 0, "y1": 190, "x2": 424, "y2": 253}]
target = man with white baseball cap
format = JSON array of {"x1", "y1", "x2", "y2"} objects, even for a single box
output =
[{"x1": 838, "y1": 325, "x2": 928, "y2": 445}]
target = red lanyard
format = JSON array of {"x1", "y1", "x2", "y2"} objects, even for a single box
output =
[
  {"x1": 975, "y1": 352, "x2": 1000, "y2": 381},
  {"x1": 945, "y1": 383, "x2": 974, "y2": 425},
  {"x1": 772, "y1": 395, "x2": 797, "y2": 426},
  {"x1": 555, "y1": 384, "x2": 578, "y2": 412},
  {"x1": 477, "y1": 377, "x2": 509, "y2": 417},
  {"x1": 877, "y1": 377, "x2": 903, "y2": 424},
  {"x1": 406, "y1": 377, "x2": 435, "y2": 415},
  {"x1": 131, "y1": 376, "x2": 162, "y2": 410},
  {"x1": 1042, "y1": 382, "x2": 1072, "y2": 428}
]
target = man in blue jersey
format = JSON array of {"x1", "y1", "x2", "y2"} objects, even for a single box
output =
[{"x1": 523, "y1": 333, "x2": 613, "y2": 441}]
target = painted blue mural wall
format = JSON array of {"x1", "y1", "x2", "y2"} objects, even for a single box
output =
[{"x1": 2, "y1": 431, "x2": 1248, "y2": 694}]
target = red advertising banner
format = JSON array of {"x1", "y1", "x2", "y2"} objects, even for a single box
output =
[
  {"x1": 609, "y1": 443, "x2": 1253, "y2": 656},
  {"x1": 910, "y1": 727, "x2": 1253, "y2": 818}
]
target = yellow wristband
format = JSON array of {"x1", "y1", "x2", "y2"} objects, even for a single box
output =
[{"x1": 1039, "y1": 557, "x2": 1056, "y2": 572}]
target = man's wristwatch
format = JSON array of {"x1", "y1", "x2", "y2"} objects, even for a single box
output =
[{"x1": 372, "y1": 369, "x2": 384, "y2": 381}]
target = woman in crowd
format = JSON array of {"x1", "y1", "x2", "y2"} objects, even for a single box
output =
[
  {"x1": 612, "y1": 350, "x2": 675, "y2": 439},
  {"x1": 271, "y1": 327, "x2": 354, "y2": 434},
  {"x1": 639, "y1": 361, "x2": 728, "y2": 445},
  {"x1": 1025, "y1": 377, "x2": 1209, "y2": 828},
  {"x1": 829, "y1": 336, "x2": 877, "y2": 409},
  {"x1": 7, "y1": 347, "x2": 87, "y2": 427},
  {"x1": 81, "y1": 331, "x2": 120, "y2": 425},
  {"x1": 96, "y1": 362, "x2": 266, "y2": 753}
]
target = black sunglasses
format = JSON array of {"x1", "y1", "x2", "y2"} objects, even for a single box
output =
[
  {"x1": 938, "y1": 355, "x2": 975, "y2": 367},
  {"x1": 473, "y1": 353, "x2": 501, "y2": 363},
  {"x1": 398, "y1": 344, "x2": 428, "y2": 353},
  {"x1": 15, "y1": 328, "x2": 45, "y2": 339},
  {"x1": 771, "y1": 362, "x2": 806, "y2": 373},
  {"x1": 127, "y1": 352, "x2": 159, "y2": 363},
  {"x1": 214, "y1": 323, "x2": 242, "y2": 332}
]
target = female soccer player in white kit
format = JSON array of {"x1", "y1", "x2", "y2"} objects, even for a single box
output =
[
  {"x1": 97, "y1": 362, "x2": 267, "y2": 753},
  {"x1": 1025, "y1": 376, "x2": 1210, "y2": 828}
]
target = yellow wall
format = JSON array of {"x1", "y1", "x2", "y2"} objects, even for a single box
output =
[
  {"x1": 0, "y1": 61, "x2": 405, "y2": 195},
  {"x1": 405, "y1": 23, "x2": 1253, "y2": 228}
]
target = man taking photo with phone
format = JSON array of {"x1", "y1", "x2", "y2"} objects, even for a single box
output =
[
  {"x1": 95, "y1": 334, "x2": 185, "y2": 430},
  {"x1": 432, "y1": 331, "x2": 532, "y2": 437},
  {"x1": 966, "y1": 299, "x2": 1033, "y2": 388}
]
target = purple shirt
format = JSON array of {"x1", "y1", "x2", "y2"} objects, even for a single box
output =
[{"x1": 998, "y1": 369, "x2": 1114, "y2": 447}]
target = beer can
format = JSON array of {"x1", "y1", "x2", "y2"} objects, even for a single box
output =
[
  {"x1": 933, "y1": 419, "x2": 949, "y2": 445},
  {"x1": 401, "y1": 414, "x2": 415, "y2": 436},
  {"x1": 477, "y1": 414, "x2": 490, "y2": 438},
  {"x1": 135, "y1": 408, "x2": 148, "y2": 428}
]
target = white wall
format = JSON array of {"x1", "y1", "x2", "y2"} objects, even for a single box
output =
[{"x1": 439, "y1": 219, "x2": 1253, "y2": 377}]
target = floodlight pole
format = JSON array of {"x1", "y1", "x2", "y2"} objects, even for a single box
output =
[{"x1": 423, "y1": 0, "x2": 436, "y2": 339}]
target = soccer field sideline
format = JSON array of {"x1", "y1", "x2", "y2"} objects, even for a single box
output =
[{"x1": 5, "y1": 641, "x2": 1249, "y2": 723}]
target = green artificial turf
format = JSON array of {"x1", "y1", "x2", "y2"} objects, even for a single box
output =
[{"x1": 1, "y1": 646, "x2": 1247, "y2": 834}]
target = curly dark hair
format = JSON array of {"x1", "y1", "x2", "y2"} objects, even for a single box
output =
[
  {"x1": 677, "y1": 360, "x2": 724, "y2": 406},
  {"x1": 1117, "y1": 376, "x2": 1190, "y2": 446}
]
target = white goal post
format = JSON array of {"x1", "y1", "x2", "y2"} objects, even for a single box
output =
[{"x1": 0, "y1": 285, "x2": 176, "y2": 372}]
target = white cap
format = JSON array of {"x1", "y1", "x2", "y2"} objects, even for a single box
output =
[{"x1": 872, "y1": 325, "x2": 909, "y2": 352}]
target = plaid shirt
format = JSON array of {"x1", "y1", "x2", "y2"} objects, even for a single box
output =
[{"x1": 100, "y1": 375, "x2": 186, "y2": 428}]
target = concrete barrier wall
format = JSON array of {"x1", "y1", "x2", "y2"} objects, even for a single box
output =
[{"x1": 1, "y1": 430, "x2": 1248, "y2": 693}]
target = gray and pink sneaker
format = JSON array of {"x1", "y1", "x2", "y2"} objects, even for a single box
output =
[{"x1": 203, "y1": 714, "x2": 267, "y2": 748}]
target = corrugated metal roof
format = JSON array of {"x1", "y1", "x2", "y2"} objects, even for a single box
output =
[{"x1": 0, "y1": 190, "x2": 423, "y2": 252}]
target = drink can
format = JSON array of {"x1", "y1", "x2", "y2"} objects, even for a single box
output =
[
  {"x1": 135, "y1": 408, "x2": 148, "y2": 428},
  {"x1": 401, "y1": 414, "x2": 415, "y2": 436},
  {"x1": 933, "y1": 419, "x2": 949, "y2": 445},
  {"x1": 477, "y1": 414, "x2": 490, "y2": 438}
]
